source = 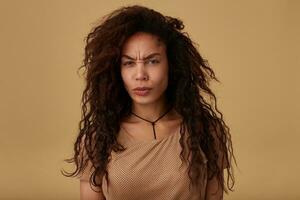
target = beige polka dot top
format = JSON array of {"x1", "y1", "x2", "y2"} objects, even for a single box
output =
[{"x1": 101, "y1": 124, "x2": 208, "y2": 200}]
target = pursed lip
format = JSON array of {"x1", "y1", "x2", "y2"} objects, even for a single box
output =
[{"x1": 133, "y1": 87, "x2": 152, "y2": 91}]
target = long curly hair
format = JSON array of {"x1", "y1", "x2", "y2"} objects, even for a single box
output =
[{"x1": 62, "y1": 4, "x2": 237, "y2": 196}]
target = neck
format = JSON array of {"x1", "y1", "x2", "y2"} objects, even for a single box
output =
[{"x1": 130, "y1": 99, "x2": 172, "y2": 122}]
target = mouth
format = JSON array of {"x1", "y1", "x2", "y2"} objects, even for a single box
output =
[
  {"x1": 133, "y1": 87, "x2": 152, "y2": 91},
  {"x1": 132, "y1": 87, "x2": 152, "y2": 96}
]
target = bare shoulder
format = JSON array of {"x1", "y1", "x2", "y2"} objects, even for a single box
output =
[
  {"x1": 79, "y1": 157, "x2": 106, "y2": 200},
  {"x1": 80, "y1": 179, "x2": 106, "y2": 200},
  {"x1": 78, "y1": 136, "x2": 106, "y2": 200}
]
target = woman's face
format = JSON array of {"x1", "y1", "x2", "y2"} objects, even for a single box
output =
[{"x1": 120, "y1": 32, "x2": 168, "y2": 106}]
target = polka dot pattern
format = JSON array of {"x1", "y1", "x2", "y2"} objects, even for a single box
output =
[{"x1": 101, "y1": 126, "x2": 208, "y2": 200}]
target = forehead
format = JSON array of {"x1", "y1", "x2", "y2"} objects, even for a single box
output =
[{"x1": 121, "y1": 32, "x2": 165, "y2": 55}]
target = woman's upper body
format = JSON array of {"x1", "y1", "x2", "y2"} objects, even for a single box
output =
[
  {"x1": 65, "y1": 4, "x2": 236, "y2": 200},
  {"x1": 101, "y1": 114, "x2": 207, "y2": 200},
  {"x1": 80, "y1": 110, "x2": 225, "y2": 200}
]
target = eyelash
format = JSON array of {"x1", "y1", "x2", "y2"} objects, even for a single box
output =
[{"x1": 122, "y1": 59, "x2": 160, "y2": 66}]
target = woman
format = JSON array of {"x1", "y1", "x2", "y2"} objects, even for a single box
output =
[{"x1": 62, "y1": 5, "x2": 236, "y2": 200}]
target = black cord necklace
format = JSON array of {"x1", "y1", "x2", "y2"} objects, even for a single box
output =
[{"x1": 130, "y1": 106, "x2": 173, "y2": 140}]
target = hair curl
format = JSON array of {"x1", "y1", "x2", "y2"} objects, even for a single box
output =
[{"x1": 61, "y1": 4, "x2": 237, "y2": 197}]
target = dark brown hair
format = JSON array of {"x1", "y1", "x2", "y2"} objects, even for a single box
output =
[{"x1": 61, "y1": 4, "x2": 237, "y2": 197}]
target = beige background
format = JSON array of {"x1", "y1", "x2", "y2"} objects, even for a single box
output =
[{"x1": 0, "y1": 0, "x2": 299, "y2": 199}]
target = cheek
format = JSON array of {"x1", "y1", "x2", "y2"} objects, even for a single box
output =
[
  {"x1": 121, "y1": 70, "x2": 131, "y2": 89},
  {"x1": 158, "y1": 65, "x2": 169, "y2": 84},
  {"x1": 153, "y1": 70, "x2": 168, "y2": 90}
]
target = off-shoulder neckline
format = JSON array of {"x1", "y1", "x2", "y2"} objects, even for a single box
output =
[{"x1": 119, "y1": 122, "x2": 183, "y2": 145}]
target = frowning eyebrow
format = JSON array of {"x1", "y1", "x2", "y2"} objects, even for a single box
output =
[{"x1": 121, "y1": 53, "x2": 161, "y2": 60}]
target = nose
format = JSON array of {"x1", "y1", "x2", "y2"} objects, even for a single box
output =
[{"x1": 135, "y1": 62, "x2": 148, "y2": 81}]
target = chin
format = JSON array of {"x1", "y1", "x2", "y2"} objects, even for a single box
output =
[
  {"x1": 130, "y1": 94, "x2": 156, "y2": 105},
  {"x1": 131, "y1": 97, "x2": 153, "y2": 105}
]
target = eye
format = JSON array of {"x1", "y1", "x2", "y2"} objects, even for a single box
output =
[
  {"x1": 147, "y1": 59, "x2": 160, "y2": 64},
  {"x1": 122, "y1": 61, "x2": 134, "y2": 66}
]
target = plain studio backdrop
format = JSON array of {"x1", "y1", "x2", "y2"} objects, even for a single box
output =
[{"x1": 0, "y1": 0, "x2": 299, "y2": 199}]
